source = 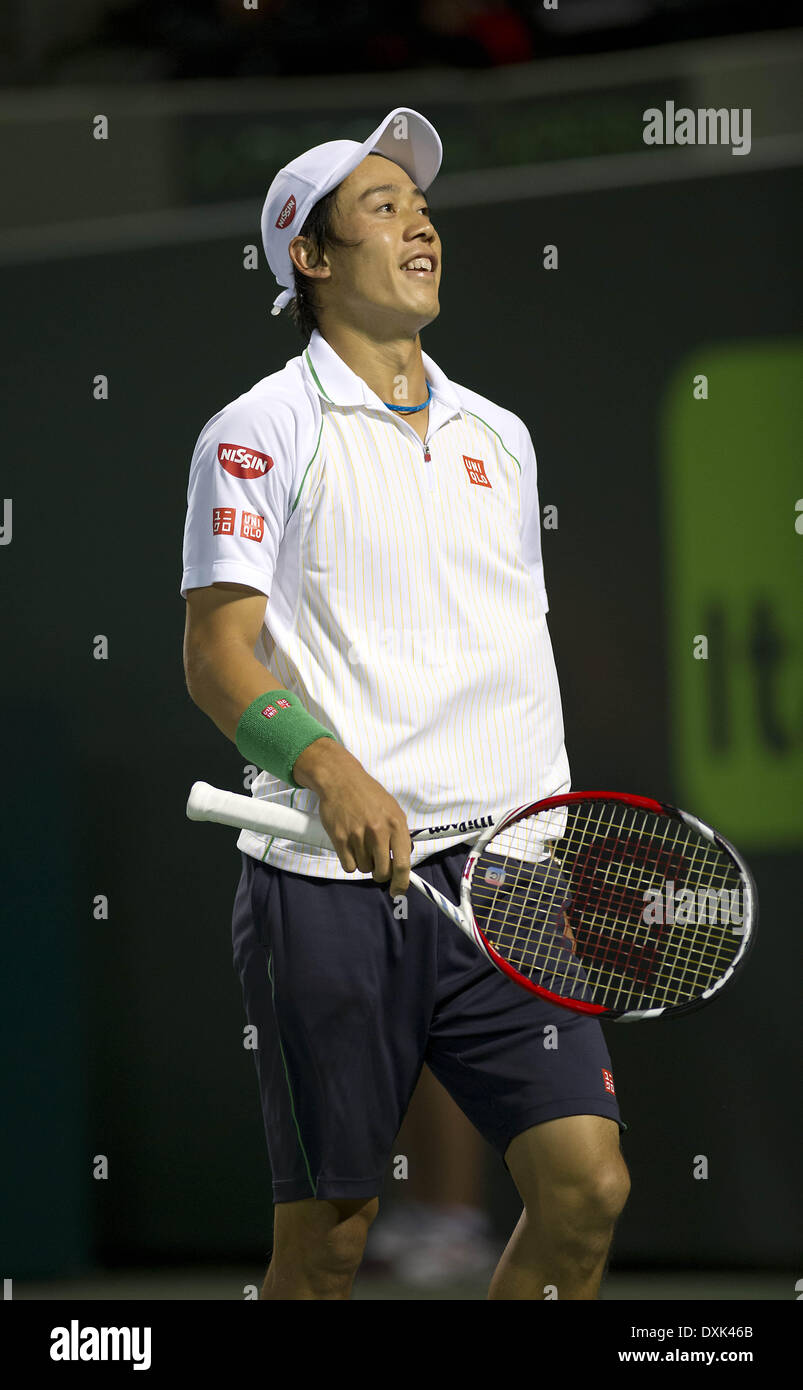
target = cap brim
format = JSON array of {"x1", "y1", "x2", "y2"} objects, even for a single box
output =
[
  {"x1": 362, "y1": 107, "x2": 442, "y2": 191},
  {"x1": 303, "y1": 108, "x2": 442, "y2": 214}
]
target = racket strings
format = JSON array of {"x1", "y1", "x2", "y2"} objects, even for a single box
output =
[
  {"x1": 480, "y1": 822, "x2": 739, "y2": 1000},
  {"x1": 469, "y1": 800, "x2": 745, "y2": 1010}
]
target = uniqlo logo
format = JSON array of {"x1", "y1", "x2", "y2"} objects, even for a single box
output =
[
  {"x1": 463, "y1": 455, "x2": 491, "y2": 488},
  {"x1": 602, "y1": 1068, "x2": 616, "y2": 1095},
  {"x1": 262, "y1": 698, "x2": 291, "y2": 719},
  {"x1": 240, "y1": 510, "x2": 264, "y2": 542},
  {"x1": 212, "y1": 506, "x2": 236, "y2": 535}
]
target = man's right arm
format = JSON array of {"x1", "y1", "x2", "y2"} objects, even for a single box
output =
[{"x1": 183, "y1": 581, "x2": 412, "y2": 893}]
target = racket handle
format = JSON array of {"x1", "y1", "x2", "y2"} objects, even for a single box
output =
[
  {"x1": 187, "y1": 780, "x2": 474, "y2": 937},
  {"x1": 186, "y1": 781, "x2": 333, "y2": 850}
]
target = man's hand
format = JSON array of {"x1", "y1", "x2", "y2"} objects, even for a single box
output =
[
  {"x1": 560, "y1": 904, "x2": 578, "y2": 956},
  {"x1": 293, "y1": 740, "x2": 412, "y2": 897}
]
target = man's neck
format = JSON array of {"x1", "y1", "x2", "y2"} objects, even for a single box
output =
[{"x1": 318, "y1": 321, "x2": 429, "y2": 411}]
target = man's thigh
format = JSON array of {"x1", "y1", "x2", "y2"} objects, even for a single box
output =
[
  {"x1": 232, "y1": 852, "x2": 438, "y2": 1202},
  {"x1": 505, "y1": 1115, "x2": 630, "y2": 1222},
  {"x1": 424, "y1": 938, "x2": 626, "y2": 1158}
]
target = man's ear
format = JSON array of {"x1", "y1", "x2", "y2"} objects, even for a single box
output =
[{"x1": 289, "y1": 236, "x2": 331, "y2": 282}]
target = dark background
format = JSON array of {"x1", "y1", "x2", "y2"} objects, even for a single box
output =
[{"x1": 1, "y1": 0, "x2": 801, "y2": 1289}]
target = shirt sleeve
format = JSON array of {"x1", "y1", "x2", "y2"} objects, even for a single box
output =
[
  {"x1": 180, "y1": 395, "x2": 300, "y2": 600},
  {"x1": 518, "y1": 424, "x2": 550, "y2": 614}
]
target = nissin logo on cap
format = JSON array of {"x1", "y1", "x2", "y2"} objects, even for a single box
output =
[
  {"x1": 218, "y1": 443, "x2": 274, "y2": 478},
  {"x1": 275, "y1": 194, "x2": 297, "y2": 229}
]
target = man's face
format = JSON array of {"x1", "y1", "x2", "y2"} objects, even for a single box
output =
[{"x1": 298, "y1": 154, "x2": 441, "y2": 334}]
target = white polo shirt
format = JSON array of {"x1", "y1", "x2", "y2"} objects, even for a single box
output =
[{"x1": 181, "y1": 328, "x2": 570, "y2": 877}]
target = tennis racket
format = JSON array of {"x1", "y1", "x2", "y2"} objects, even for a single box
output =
[{"x1": 186, "y1": 783, "x2": 756, "y2": 1023}]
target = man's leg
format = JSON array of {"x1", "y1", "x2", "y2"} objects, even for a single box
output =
[
  {"x1": 261, "y1": 1195, "x2": 380, "y2": 1300},
  {"x1": 488, "y1": 1115, "x2": 629, "y2": 1301}
]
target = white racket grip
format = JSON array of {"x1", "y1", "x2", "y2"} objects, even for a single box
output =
[
  {"x1": 187, "y1": 781, "x2": 490, "y2": 937},
  {"x1": 186, "y1": 781, "x2": 333, "y2": 850},
  {"x1": 188, "y1": 781, "x2": 482, "y2": 912}
]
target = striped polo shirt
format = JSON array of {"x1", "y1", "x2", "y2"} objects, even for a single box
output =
[{"x1": 181, "y1": 328, "x2": 570, "y2": 878}]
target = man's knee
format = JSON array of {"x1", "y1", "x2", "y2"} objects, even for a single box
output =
[
  {"x1": 586, "y1": 1153, "x2": 631, "y2": 1226},
  {"x1": 272, "y1": 1196, "x2": 379, "y2": 1294},
  {"x1": 509, "y1": 1118, "x2": 629, "y2": 1228},
  {"x1": 321, "y1": 1196, "x2": 380, "y2": 1267},
  {"x1": 550, "y1": 1154, "x2": 630, "y2": 1241}
]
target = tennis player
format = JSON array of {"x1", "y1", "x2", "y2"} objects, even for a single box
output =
[{"x1": 181, "y1": 107, "x2": 630, "y2": 1300}]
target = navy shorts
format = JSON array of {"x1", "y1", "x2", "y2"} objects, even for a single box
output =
[{"x1": 231, "y1": 844, "x2": 626, "y2": 1204}]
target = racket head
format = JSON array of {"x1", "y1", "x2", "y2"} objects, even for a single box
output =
[{"x1": 458, "y1": 792, "x2": 757, "y2": 1021}]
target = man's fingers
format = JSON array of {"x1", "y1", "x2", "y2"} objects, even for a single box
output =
[
  {"x1": 351, "y1": 840, "x2": 374, "y2": 875},
  {"x1": 561, "y1": 905, "x2": 578, "y2": 955},
  {"x1": 325, "y1": 807, "x2": 411, "y2": 887},
  {"x1": 371, "y1": 842, "x2": 393, "y2": 885},
  {"x1": 339, "y1": 846, "x2": 357, "y2": 874},
  {"x1": 388, "y1": 825, "x2": 412, "y2": 897},
  {"x1": 345, "y1": 820, "x2": 408, "y2": 886}
]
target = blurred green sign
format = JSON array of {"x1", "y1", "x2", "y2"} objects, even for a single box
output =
[{"x1": 662, "y1": 340, "x2": 803, "y2": 848}]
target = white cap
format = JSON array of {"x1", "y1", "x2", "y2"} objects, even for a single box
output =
[{"x1": 261, "y1": 107, "x2": 443, "y2": 316}]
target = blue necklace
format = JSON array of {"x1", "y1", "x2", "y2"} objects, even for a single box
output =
[{"x1": 383, "y1": 382, "x2": 432, "y2": 413}]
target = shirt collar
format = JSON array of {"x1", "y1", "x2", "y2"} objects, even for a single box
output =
[{"x1": 303, "y1": 328, "x2": 462, "y2": 423}]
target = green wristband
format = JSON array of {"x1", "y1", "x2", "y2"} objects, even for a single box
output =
[{"x1": 235, "y1": 689, "x2": 338, "y2": 788}]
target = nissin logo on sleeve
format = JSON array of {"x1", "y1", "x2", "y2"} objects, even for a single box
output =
[{"x1": 217, "y1": 443, "x2": 274, "y2": 479}]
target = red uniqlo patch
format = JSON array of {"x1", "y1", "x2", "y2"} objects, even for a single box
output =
[
  {"x1": 602, "y1": 1068, "x2": 616, "y2": 1095},
  {"x1": 463, "y1": 455, "x2": 491, "y2": 487},
  {"x1": 212, "y1": 506, "x2": 236, "y2": 535},
  {"x1": 261, "y1": 705, "x2": 277, "y2": 719},
  {"x1": 240, "y1": 510, "x2": 264, "y2": 542}
]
